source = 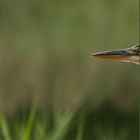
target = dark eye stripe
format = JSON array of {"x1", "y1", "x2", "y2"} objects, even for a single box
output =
[{"x1": 135, "y1": 44, "x2": 140, "y2": 48}]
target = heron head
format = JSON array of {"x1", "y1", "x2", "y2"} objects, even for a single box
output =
[{"x1": 92, "y1": 44, "x2": 140, "y2": 65}]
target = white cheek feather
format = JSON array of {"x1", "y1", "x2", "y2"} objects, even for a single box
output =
[{"x1": 120, "y1": 56, "x2": 140, "y2": 65}]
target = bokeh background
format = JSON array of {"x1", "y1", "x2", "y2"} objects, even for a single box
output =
[{"x1": 0, "y1": 0, "x2": 139, "y2": 140}]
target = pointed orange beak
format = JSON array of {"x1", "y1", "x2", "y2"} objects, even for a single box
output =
[{"x1": 92, "y1": 49, "x2": 130, "y2": 60}]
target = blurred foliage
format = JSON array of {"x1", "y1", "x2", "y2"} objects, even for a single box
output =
[{"x1": 0, "y1": 0, "x2": 139, "y2": 140}]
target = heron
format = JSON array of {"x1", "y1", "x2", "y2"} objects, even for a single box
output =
[{"x1": 92, "y1": 44, "x2": 140, "y2": 65}]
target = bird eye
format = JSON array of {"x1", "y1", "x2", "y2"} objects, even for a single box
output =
[{"x1": 134, "y1": 49, "x2": 140, "y2": 55}]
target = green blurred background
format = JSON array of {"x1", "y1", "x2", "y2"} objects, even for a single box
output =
[{"x1": 0, "y1": 0, "x2": 139, "y2": 140}]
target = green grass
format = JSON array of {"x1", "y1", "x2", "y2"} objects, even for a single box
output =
[
  {"x1": 0, "y1": 107, "x2": 138, "y2": 140},
  {"x1": 0, "y1": 112, "x2": 12, "y2": 140},
  {"x1": 0, "y1": 110, "x2": 74, "y2": 140}
]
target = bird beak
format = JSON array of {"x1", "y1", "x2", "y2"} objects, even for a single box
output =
[{"x1": 92, "y1": 49, "x2": 130, "y2": 61}]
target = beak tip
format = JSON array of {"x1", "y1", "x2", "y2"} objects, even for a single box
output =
[{"x1": 91, "y1": 53, "x2": 97, "y2": 57}]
